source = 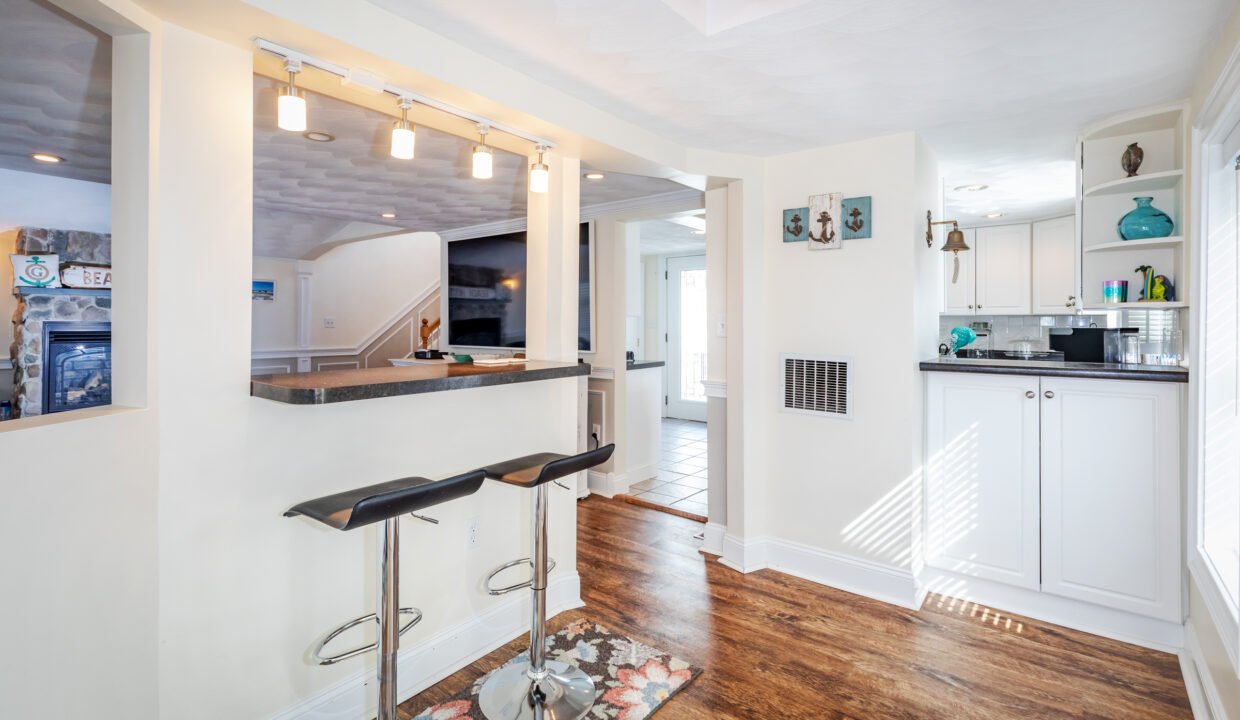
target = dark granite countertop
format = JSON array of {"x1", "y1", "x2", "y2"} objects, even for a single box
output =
[
  {"x1": 252, "y1": 360, "x2": 590, "y2": 405},
  {"x1": 920, "y1": 356, "x2": 1188, "y2": 383},
  {"x1": 627, "y1": 360, "x2": 666, "y2": 371}
]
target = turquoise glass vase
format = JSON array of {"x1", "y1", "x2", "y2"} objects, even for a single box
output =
[{"x1": 1118, "y1": 196, "x2": 1174, "y2": 240}]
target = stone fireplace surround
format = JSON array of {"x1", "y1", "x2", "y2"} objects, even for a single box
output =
[{"x1": 9, "y1": 228, "x2": 111, "y2": 417}]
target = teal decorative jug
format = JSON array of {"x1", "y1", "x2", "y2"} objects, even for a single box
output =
[{"x1": 1118, "y1": 196, "x2": 1174, "y2": 240}]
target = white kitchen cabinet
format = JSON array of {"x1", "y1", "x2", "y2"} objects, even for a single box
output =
[
  {"x1": 925, "y1": 373, "x2": 1042, "y2": 589},
  {"x1": 1039, "y1": 377, "x2": 1182, "y2": 621},
  {"x1": 1032, "y1": 216, "x2": 1077, "y2": 314},
  {"x1": 974, "y1": 224, "x2": 1031, "y2": 314},
  {"x1": 941, "y1": 229, "x2": 976, "y2": 314}
]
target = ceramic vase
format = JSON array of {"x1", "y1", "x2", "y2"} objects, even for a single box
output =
[
  {"x1": 1121, "y1": 142, "x2": 1143, "y2": 177},
  {"x1": 1118, "y1": 196, "x2": 1174, "y2": 240}
]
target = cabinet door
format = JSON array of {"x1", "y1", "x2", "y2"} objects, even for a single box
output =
[
  {"x1": 1032, "y1": 216, "x2": 1077, "y2": 314},
  {"x1": 942, "y1": 229, "x2": 976, "y2": 314},
  {"x1": 925, "y1": 373, "x2": 1041, "y2": 589},
  {"x1": 1040, "y1": 377, "x2": 1181, "y2": 620},
  {"x1": 975, "y1": 225, "x2": 1031, "y2": 314}
]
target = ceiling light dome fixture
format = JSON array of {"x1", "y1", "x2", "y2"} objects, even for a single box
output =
[
  {"x1": 390, "y1": 97, "x2": 416, "y2": 160},
  {"x1": 953, "y1": 184, "x2": 989, "y2": 192},
  {"x1": 584, "y1": 172, "x2": 605, "y2": 181},
  {"x1": 381, "y1": 212, "x2": 397, "y2": 219},
  {"x1": 277, "y1": 59, "x2": 307, "y2": 132},
  {"x1": 529, "y1": 144, "x2": 550, "y2": 194},
  {"x1": 986, "y1": 212, "x2": 1005, "y2": 219},
  {"x1": 302, "y1": 130, "x2": 335, "y2": 143},
  {"x1": 31, "y1": 152, "x2": 64, "y2": 164},
  {"x1": 472, "y1": 124, "x2": 493, "y2": 179}
]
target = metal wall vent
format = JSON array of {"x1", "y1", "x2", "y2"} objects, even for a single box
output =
[{"x1": 781, "y1": 354, "x2": 852, "y2": 419}]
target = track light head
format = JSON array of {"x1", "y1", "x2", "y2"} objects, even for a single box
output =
[
  {"x1": 277, "y1": 59, "x2": 307, "y2": 132},
  {"x1": 472, "y1": 124, "x2": 493, "y2": 179},
  {"x1": 390, "y1": 97, "x2": 415, "y2": 160},
  {"x1": 529, "y1": 144, "x2": 549, "y2": 194}
]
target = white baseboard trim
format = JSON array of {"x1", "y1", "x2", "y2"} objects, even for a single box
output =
[
  {"x1": 586, "y1": 470, "x2": 629, "y2": 499},
  {"x1": 1184, "y1": 619, "x2": 1228, "y2": 720},
  {"x1": 699, "y1": 522, "x2": 725, "y2": 557},
  {"x1": 919, "y1": 567, "x2": 1184, "y2": 653},
  {"x1": 272, "y1": 572, "x2": 583, "y2": 720},
  {"x1": 716, "y1": 535, "x2": 921, "y2": 609}
]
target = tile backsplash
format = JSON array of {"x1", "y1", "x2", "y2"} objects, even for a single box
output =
[{"x1": 937, "y1": 309, "x2": 1182, "y2": 354}]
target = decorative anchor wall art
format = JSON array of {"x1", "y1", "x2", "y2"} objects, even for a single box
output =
[
  {"x1": 11, "y1": 254, "x2": 62, "y2": 288},
  {"x1": 807, "y1": 192, "x2": 842, "y2": 251},
  {"x1": 841, "y1": 196, "x2": 872, "y2": 240},
  {"x1": 783, "y1": 207, "x2": 808, "y2": 242}
]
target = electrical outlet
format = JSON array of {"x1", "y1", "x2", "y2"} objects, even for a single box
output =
[
  {"x1": 592, "y1": 423, "x2": 602, "y2": 440},
  {"x1": 466, "y1": 517, "x2": 479, "y2": 549},
  {"x1": 323, "y1": 317, "x2": 336, "y2": 329}
]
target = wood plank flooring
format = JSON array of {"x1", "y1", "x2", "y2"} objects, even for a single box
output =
[{"x1": 401, "y1": 496, "x2": 1191, "y2": 719}]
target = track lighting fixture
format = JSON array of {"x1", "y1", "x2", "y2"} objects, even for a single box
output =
[
  {"x1": 277, "y1": 59, "x2": 307, "y2": 132},
  {"x1": 529, "y1": 144, "x2": 550, "y2": 194},
  {"x1": 390, "y1": 98, "x2": 416, "y2": 160},
  {"x1": 472, "y1": 124, "x2": 493, "y2": 179}
]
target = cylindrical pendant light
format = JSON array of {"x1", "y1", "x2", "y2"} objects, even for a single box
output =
[
  {"x1": 277, "y1": 60, "x2": 307, "y2": 132},
  {"x1": 472, "y1": 124, "x2": 493, "y2": 180},
  {"x1": 390, "y1": 98, "x2": 415, "y2": 160},
  {"x1": 529, "y1": 144, "x2": 549, "y2": 194}
]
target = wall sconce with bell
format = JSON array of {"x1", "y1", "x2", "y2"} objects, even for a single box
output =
[{"x1": 926, "y1": 211, "x2": 971, "y2": 283}]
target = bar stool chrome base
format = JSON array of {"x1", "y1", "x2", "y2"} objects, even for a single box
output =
[{"x1": 478, "y1": 660, "x2": 596, "y2": 720}]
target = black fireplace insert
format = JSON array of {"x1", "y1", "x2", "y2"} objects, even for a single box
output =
[{"x1": 42, "y1": 322, "x2": 112, "y2": 414}]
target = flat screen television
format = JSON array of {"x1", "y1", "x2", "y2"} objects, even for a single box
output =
[{"x1": 445, "y1": 222, "x2": 592, "y2": 351}]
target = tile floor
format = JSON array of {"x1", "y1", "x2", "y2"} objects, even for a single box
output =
[{"x1": 628, "y1": 418, "x2": 709, "y2": 518}]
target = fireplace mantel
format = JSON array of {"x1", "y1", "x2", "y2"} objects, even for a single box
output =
[{"x1": 16, "y1": 287, "x2": 111, "y2": 298}]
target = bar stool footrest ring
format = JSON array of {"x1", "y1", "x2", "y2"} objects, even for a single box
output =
[
  {"x1": 485, "y1": 557, "x2": 557, "y2": 596},
  {"x1": 312, "y1": 607, "x2": 422, "y2": 666}
]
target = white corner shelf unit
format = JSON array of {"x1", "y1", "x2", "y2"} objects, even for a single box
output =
[{"x1": 1076, "y1": 103, "x2": 1190, "y2": 310}]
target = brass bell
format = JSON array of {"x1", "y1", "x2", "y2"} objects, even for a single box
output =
[{"x1": 941, "y1": 226, "x2": 970, "y2": 254}]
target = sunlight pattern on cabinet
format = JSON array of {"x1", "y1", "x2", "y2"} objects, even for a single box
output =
[{"x1": 925, "y1": 424, "x2": 983, "y2": 572}]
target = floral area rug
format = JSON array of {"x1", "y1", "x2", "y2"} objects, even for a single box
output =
[{"x1": 413, "y1": 619, "x2": 701, "y2": 720}]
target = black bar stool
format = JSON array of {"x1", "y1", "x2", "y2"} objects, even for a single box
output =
[
  {"x1": 477, "y1": 444, "x2": 615, "y2": 720},
  {"x1": 284, "y1": 470, "x2": 485, "y2": 720}
]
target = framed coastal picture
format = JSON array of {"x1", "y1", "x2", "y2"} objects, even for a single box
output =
[
  {"x1": 807, "y1": 193, "x2": 842, "y2": 250},
  {"x1": 782, "y1": 207, "x2": 808, "y2": 242},
  {"x1": 252, "y1": 279, "x2": 275, "y2": 301},
  {"x1": 842, "y1": 196, "x2": 872, "y2": 240}
]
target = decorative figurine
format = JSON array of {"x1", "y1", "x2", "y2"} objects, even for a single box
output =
[
  {"x1": 1134, "y1": 265, "x2": 1174, "y2": 302},
  {"x1": 1121, "y1": 142, "x2": 1144, "y2": 177}
]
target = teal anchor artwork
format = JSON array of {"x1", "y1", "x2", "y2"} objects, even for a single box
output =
[{"x1": 15, "y1": 255, "x2": 59, "y2": 288}]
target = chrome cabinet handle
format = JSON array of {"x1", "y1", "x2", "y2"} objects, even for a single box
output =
[
  {"x1": 968, "y1": 304, "x2": 974, "y2": 309},
  {"x1": 977, "y1": 304, "x2": 983, "y2": 309},
  {"x1": 1066, "y1": 295, "x2": 1076, "y2": 307},
  {"x1": 1044, "y1": 390, "x2": 1055, "y2": 399},
  {"x1": 1026, "y1": 390, "x2": 1036, "y2": 399}
]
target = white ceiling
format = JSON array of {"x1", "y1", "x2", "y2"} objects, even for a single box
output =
[
  {"x1": 369, "y1": 0, "x2": 1232, "y2": 221},
  {"x1": 639, "y1": 219, "x2": 705, "y2": 256},
  {"x1": 0, "y1": 0, "x2": 110, "y2": 184}
]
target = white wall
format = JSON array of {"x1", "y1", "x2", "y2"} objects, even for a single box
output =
[
  {"x1": 760, "y1": 133, "x2": 937, "y2": 583},
  {"x1": 251, "y1": 231, "x2": 440, "y2": 353},
  {"x1": 251, "y1": 255, "x2": 299, "y2": 351}
]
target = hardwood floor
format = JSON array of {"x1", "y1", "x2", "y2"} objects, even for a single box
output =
[{"x1": 401, "y1": 497, "x2": 1191, "y2": 719}]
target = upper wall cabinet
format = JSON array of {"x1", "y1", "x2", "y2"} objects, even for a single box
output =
[
  {"x1": 1032, "y1": 216, "x2": 1077, "y2": 314},
  {"x1": 1078, "y1": 103, "x2": 1188, "y2": 310},
  {"x1": 975, "y1": 224, "x2": 1031, "y2": 315},
  {"x1": 942, "y1": 228, "x2": 977, "y2": 314}
]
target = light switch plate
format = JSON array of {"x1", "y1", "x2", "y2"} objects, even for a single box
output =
[{"x1": 323, "y1": 317, "x2": 336, "y2": 329}]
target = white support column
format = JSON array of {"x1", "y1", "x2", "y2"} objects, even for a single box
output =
[
  {"x1": 525, "y1": 152, "x2": 581, "y2": 362},
  {"x1": 296, "y1": 260, "x2": 313, "y2": 372},
  {"x1": 703, "y1": 186, "x2": 729, "y2": 556}
]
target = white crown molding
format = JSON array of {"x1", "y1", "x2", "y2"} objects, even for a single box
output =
[
  {"x1": 439, "y1": 189, "x2": 705, "y2": 243},
  {"x1": 702, "y1": 379, "x2": 727, "y2": 398}
]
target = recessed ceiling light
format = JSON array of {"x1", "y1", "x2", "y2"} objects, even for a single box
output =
[
  {"x1": 954, "y1": 184, "x2": 989, "y2": 192},
  {"x1": 584, "y1": 172, "x2": 605, "y2": 181},
  {"x1": 302, "y1": 131, "x2": 335, "y2": 142},
  {"x1": 380, "y1": 212, "x2": 397, "y2": 219},
  {"x1": 986, "y1": 212, "x2": 1004, "y2": 219},
  {"x1": 692, "y1": 229, "x2": 705, "y2": 235},
  {"x1": 31, "y1": 152, "x2": 64, "y2": 164}
]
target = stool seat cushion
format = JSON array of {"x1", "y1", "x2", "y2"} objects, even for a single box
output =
[
  {"x1": 484, "y1": 445, "x2": 615, "y2": 487},
  {"x1": 285, "y1": 469, "x2": 485, "y2": 530}
]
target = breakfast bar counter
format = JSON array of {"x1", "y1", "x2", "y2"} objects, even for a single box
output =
[
  {"x1": 920, "y1": 356, "x2": 1188, "y2": 383},
  {"x1": 251, "y1": 360, "x2": 590, "y2": 404}
]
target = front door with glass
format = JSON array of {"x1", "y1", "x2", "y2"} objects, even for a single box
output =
[{"x1": 666, "y1": 255, "x2": 707, "y2": 422}]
